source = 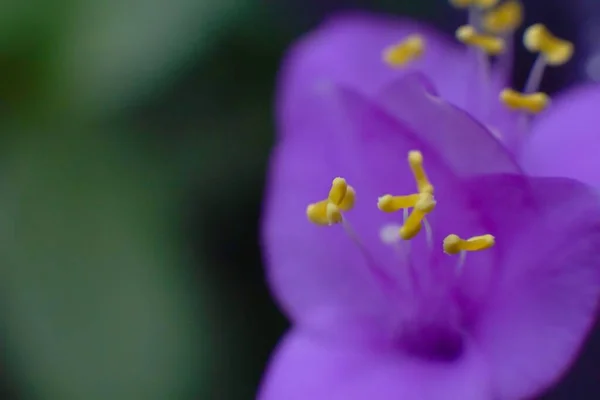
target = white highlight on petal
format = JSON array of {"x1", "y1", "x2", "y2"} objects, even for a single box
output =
[
  {"x1": 423, "y1": 91, "x2": 445, "y2": 105},
  {"x1": 485, "y1": 124, "x2": 503, "y2": 140}
]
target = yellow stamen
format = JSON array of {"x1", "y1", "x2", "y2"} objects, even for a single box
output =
[
  {"x1": 443, "y1": 234, "x2": 495, "y2": 255},
  {"x1": 456, "y1": 25, "x2": 505, "y2": 55},
  {"x1": 306, "y1": 200, "x2": 330, "y2": 225},
  {"x1": 328, "y1": 177, "x2": 348, "y2": 204},
  {"x1": 383, "y1": 35, "x2": 425, "y2": 67},
  {"x1": 449, "y1": 0, "x2": 499, "y2": 9},
  {"x1": 399, "y1": 193, "x2": 436, "y2": 240},
  {"x1": 482, "y1": 0, "x2": 523, "y2": 34},
  {"x1": 523, "y1": 24, "x2": 573, "y2": 66},
  {"x1": 307, "y1": 177, "x2": 356, "y2": 225},
  {"x1": 376, "y1": 151, "x2": 435, "y2": 241},
  {"x1": 500, "y1": 89, "x2": 550, "y2": 113},
  {"x1": 326, "y1": 203, "x2": 342, "y2": 224},
  {"x1": 377, "y1": 193, "x2": 420, "y2": 213},
  {"x1": 408, "y1": 151, "x2": 434, "y2": 194},
  {"x1": 338, "y1": 186, "x2": 356, "y2": 211}
]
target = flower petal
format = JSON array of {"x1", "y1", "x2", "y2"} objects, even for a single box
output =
[
  {"x1": 375, "y1": 73, "x2": 521, "y2": 177},
  {"x1": 264, "y1": 81, "x2": 458, "y2": 337},
  {"x1": 519, "y1": 84, "x2": 600, "y2": 186},
  {"x1": 278, "y1": 11, "x2": 507, "y2": 140},
  {"x1": 466, "y1": 174, "x2": 600, "y2": 399},
  {"x1": 263, "y1": 77, "x2": 520, "y2": 339},
  {"x1": 259, "y1": 329, "x2": 493, "y2": 400}
]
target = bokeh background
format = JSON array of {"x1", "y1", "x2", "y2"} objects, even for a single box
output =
[{"x1": 1, "y1": 0, "x2": 600, "y2": 398}]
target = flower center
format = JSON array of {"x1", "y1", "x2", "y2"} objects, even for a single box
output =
[
  {"x1": 306, "y1": 150, "x2": 495, "y2": 270},
  {"x1": 305, "y1": 151, "x2": 494, "y2": 360},
  {"x1": 400, "y1": 321, "x2": 465, "y2": 362}
]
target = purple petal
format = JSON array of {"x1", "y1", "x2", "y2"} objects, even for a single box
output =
[
  {"x1": 469, "y1": 175, "x2": 600, "y2": 399},
  {"x1": 258, "y1": 329, "x2": 493, "y2": 400},
  {"x1": 375, "y1": 74, "x2": 521, "y2": 177},
  {"x1": 277, "y1": 11, "x2": 507, "y2": 140},
  {"x1": 519, "y1": 84, "x2": 600, "y2": 185}
]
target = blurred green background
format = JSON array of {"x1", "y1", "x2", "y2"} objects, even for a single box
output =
[{"x1": 0, "y1": 0, "x2": 598, "y2": 398}]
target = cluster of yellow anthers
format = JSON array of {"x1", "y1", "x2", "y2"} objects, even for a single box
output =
[
  {"x1": 306, "y1": 151, "x2": 495, "y2": 256},
  {"x1": 383, "y1": 0, "x2": 574, "y2": 116},
  {"x1": 306, "y1": 177, "x2": 356, "y2": 225},
  {"x1": 377, "y1": 151, "x2": 435, "y2": 241}
]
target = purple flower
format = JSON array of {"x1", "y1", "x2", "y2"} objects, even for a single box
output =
[{"x1": 260, "y1": 5, "x2": 600, "y2": 400}]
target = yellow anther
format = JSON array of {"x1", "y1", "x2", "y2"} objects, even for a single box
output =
[
  {"x1": 328, "y1": 177, "x2": 348, "y2": 204},
  {"x1": 399, "y1": 193, "x2": 436, "y2": 240},
  {"x1": 338, "y1": 186, "x2": 355, "y2": 211},
  {"x1": 408, "y1": 151, "x2": 434, "y2": 194},
  {"x1": 500, "y1": 89, "x2": 550, "y2": 113},
  {"x1": 306, "y1": 200, "x2": 330, "y2": 225},
  {"x1": 456, "y1": 25, "x2": 505, "y2": 55},
  {"x1": 326, "y1": 203, "x2": 342, "y2": 224},
  {"x1": 307, "y1": 177, "x2": 356, "y2": 225},
  {"x1": 377, "y1": 152, "x2": 435, "y2": 240},
  {"x1": 449, "y1": 0, "x2": 499, "y2": 9},
  {"x1": 482, "y1": 0, "x2": 524, "y2": 34},
  {"x1": 443, "y1": 234, "x2": 495, "y2": 255},
  {"x1": 383, "y1": 35, "x2": 425, "y2": 67},
  {"x1": 523, "y1": 24, "x2": 573, "y2": 66},
  {"x1": 377, "y1": 193, "x2": 420, "y2": 213},
  {"x1": 415, "y1": 192, "x2": 436, "y2": 213}
]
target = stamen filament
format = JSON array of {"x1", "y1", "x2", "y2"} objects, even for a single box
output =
[
  {"x1": 516, "y1": 51, "x2": 551, "y2": 132},
  {"x1": 461, "y1": 10, "x2": 494, "y2": 120},
  {"x1": 423, "y1": 218, "x2": 433, "y2": 249},
  {"x1": 497, "y1": 33, "x2": 514, "y2": 86},
  {"x1": 402, "y1": 208, "x2": 412, "y2": 256},
  {"x1": 523, "y1": 54, "x2": 548, "y2": 94},
  {"x1": 342, "y1": 217, "x2": 398, "y2": 296},
  {"x1": 475, "y1": 47, "x2": 492, "y2": 117},
  {"x1": 468, "y1": 6, "x2": 480, "y2": 30},
  {"x1": 456, "y1": 251, "x2": 467, "y2": 273},
  {"x1": 515, "y1": 24, "x2": 573, "y2": 132}
]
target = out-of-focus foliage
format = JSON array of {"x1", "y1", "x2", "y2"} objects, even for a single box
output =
[
  {"x1": 0, "y1": 0, "x2": 264, "y2": 396},
  {"x1": 0, "y1": 130, "x2": 207, "y2": 399},
  {"x1": 51, "y1": 0, "x2": 252, "y2": 117},
  {"x1": 0, "y1": 0, "x2": 253, "y2": 118}
]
